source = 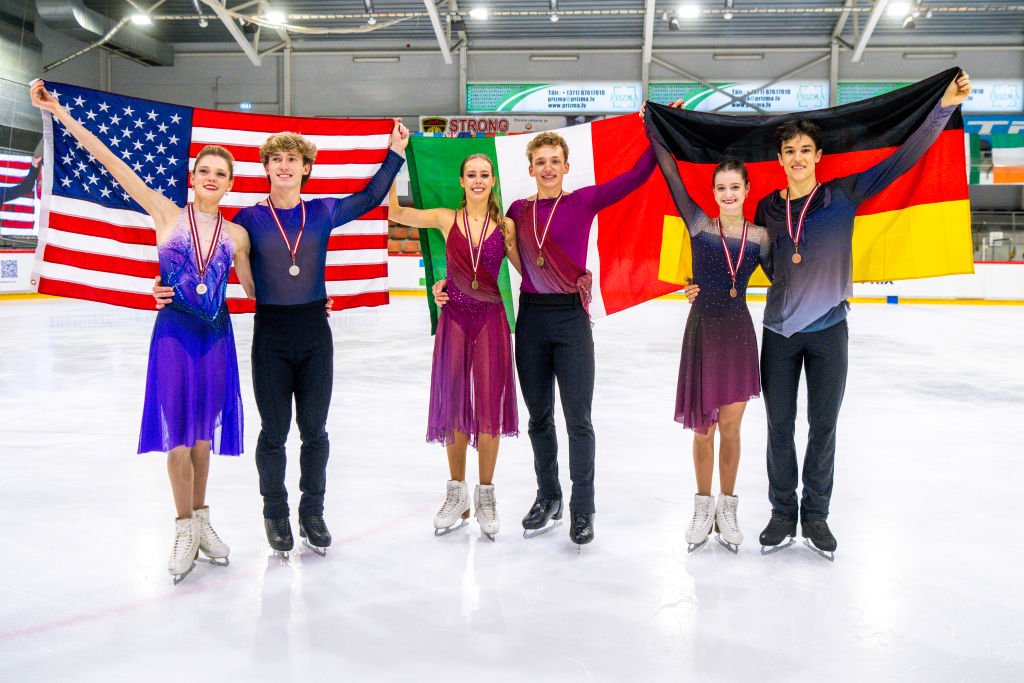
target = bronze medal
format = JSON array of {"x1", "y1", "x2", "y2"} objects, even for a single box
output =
[
  {"x1": 471, "y1": 278, "x2": 479, "y2": 290},
  {"x1": 792, "y1": 253, "x2": 802, "y2": 264},
  {"x1": 785, "y1": 185, "x2": 819, "y2": 266},
  {"x1": 532, "y1": 192, "x2": 563, "y2": 271},
  {"x1": 729, "y1": 287, "x2": 737, "y2": 298},
  {"x1": 537, "y1": 255, "x2": 545, "y2": 267}
]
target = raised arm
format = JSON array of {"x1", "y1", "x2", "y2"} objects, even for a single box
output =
[
  {"x1": 842, "y1": 71, "x2": 971, "y2": 204},
  {"x1": 0, "y1": 157, "x2": 40, "y2": 204},
  {"x1": 331, "y1": 119, "x2": 409, "y2": 226},
  {"x1": 579, "y1": 144, "x2": 658, "y2": 212},
  {"x1": 29, "y1": 80, "x2": 180, "y2": 236},
  {"x1": 388, "y1": 180, "x2": 455, "y2": 237},
  {"x1": 651, "y1": 139, "x2": 707, "y2": 236}
]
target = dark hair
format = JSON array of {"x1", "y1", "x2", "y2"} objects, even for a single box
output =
[
  {"x1": 712, "y1": 158, "x2": 749, "y2": 186},
  {"x1": 773, "y1": 120, "x2": 823, "y2": 154}
]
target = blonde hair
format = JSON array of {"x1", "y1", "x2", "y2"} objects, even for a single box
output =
[
  {"x1": 525, "y1": 131, "x2": 569, "y2": 165},
  {"x1": 457, "y1": 153, "x2": 512, "y2": 253},
  {"x1": 192, "y1": 145, "x2": 235, "y2": 179},
  {"x1": 259, "y1": 132, "x2": 318, "y2": 187}
]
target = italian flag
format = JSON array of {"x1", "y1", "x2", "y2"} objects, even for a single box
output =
[
  {"x1": 991, "y1": 134, "x2": 1024, "y2": 184},
  {"x1": 406, "y1": 114, "x2": 676, "y2": 333}
]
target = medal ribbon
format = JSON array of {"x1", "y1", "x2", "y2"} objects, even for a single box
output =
[
  {"x1": 716, "y1": 217, "x2": 748, "y2": 289},
  {"x1": 532, "y1": 190, "x2": 564, "y2": 260},
  {"x1": 187, "y1": 203, "x2": 223, "y2": 282},
  {"x1": 266, "y1": 196, "x2": 306, "y2": 267},
  {"x1": 464, "y1": 207, "x2": 491, "y2": 283},
  {"x1": 785, "y1": 183, "x2": 819, "y2": 254}
]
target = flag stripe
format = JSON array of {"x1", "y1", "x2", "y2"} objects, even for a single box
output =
[
  {"x1": 221, "y1": 160, "x2": 386, "y2": 179},
  {"x1": 44, "y1": 243, "x2": 159, "y2": 278},
  {"x1": 191, "y1": 108, "x2": 395, "y2": 136},
  {"x1": 189, "y1": 142, "x2": 388, "y2": 165},
  {"x1": 37, "y1": 277, "x2": 160, "y2": 310}
]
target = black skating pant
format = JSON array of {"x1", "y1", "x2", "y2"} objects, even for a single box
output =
[
  {"x1": 760, "y1": 320, "x2": 848, "y2": 523},
  {"x1": 252, "y1": 300, "x2": 333, "y2": 519},
  {"x1": 515, "y1": 292, "x2": 596, "y2": 515}
]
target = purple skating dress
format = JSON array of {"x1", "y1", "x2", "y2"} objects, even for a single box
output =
[
  {"x1": 138, "y1": 207, "x2": 244, "y2": 455},
  {"x1": 670, "y1": 193, "x2": 771, "y2": 433},
  {"x1": 426, "y1": 216, "x2": 518, "y2": 449}
]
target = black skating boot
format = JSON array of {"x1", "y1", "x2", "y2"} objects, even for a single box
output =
[
  {"x1": 569, "y1": 512, "x2": 594, "y2": 546},
  {"x1": 264, "y1": 517, "x2": 294, "y2": 552},
  {"x1": 802, "y1": 518, "x2": 837, "y2": 560},
  {"x1": 759, "y1": 514, "x2": 797, "y2": 555},
  {"x1": 299, "y1": 515, "x2": 332, "y2": 556},
  {"x1": 521, "y1": 496, "x2": 563, "y2": 531}
]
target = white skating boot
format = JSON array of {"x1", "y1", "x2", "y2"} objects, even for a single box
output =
[
  {"x1": 169, "y1": 516, "x2": 200, "y2": 584},
  {"x1": 715, "y1": 494, "x2": 743, "y2": 554},
  {"x1": 433, "y1": 480, "x2": 470, "y2": 536},
  {"x1": 194, "y1": 506, "x2": 230, "y2": 566},
  {"x1": 685, "y1": 494, "x2": 716, "y2": 552},
  {"x1": 474, "y1": 484, "x2": 500, "y2": 541}
]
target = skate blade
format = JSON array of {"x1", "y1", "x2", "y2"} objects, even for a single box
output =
[
  {"x1": 433, "y1": 518, "x2": 469, "y2": 537},
  {"x1": 302, "y1": 539, "x2": 329, "y2": 556},
  {"x1": 759, "y1": 537, "x2": 796, "y2": 555},
  {"x1": 715, "y1": 534, "x2": 740, "y2": 555},
  {"x1": 270, "y1": 549, "x2": 290, "y2": 560},
  {"x1": 522, "y1": 519, "x2": 562, "y2": 539},
  {"x1": 686, "y1": 536, "x2": 710, "y2": 554},
  {"x1": 198, "y1": 556, "x2": 230, "y2": 567},
  {"x1": 171, "y1": 562, "x2": 196, "y2": 585},
  {"x1": 803, "y1": 539, "x2": 835, "y2": 562},
  {"x1": 481, "y1": 531, "x2": 496, "y2": 542}
]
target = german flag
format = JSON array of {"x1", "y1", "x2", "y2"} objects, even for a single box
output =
[{"x1": 645, "y1": 67, "x2": 973, "y2": 287}]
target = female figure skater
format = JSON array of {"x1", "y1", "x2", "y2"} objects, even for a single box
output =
[
  {"x1": 653, "y1": 149, "x2": 770, "y2": 553},
  {"x1": 31, "y1": 80, "x2": 255, "y2": 582},
  {"x1": 389, "y1": 153, "x2": 519, "y2": 540}
]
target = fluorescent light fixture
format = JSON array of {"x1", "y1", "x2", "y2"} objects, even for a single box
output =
[
  {"x1": 469, "y1": 8, "x2": 489, "y2": 20},
  {"x1": 352, "y1": 56, "x2": 400, "y2": 63},
  {"x1": 529, "y1": 54, "x2": 579, "y2": 61},
  {"x1": 678, "y1": 4, "x2": 701, "y2": 20},
  {"x1": 903, "y1": 51, "x2": 956, "y2": 59},
  {"x1": 130, "y1": 13, "x2": 152, "y2": 25},
  {"x1": 713, "y1": 53, "x2": 764, "y2": 61},
  {"x1": 886, "y1": 2, "x2": 911, "y2": 17},
  {"x1": 266, "y1": 10, "x2": 286, "y2": 24}
]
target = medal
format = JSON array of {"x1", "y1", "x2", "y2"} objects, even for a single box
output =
[
  {"x1": 717, "y1": 217, "x2": 748, "y2": 302},
  {"x1": 785, "y1": 183, "x2": 819, "y2": 266},
  {"x1": 532, "y1": 191, "x2": 564, "y2": 268},
  {"x1": 266, "y1": 196, "x2": 306, "y2": 278},
  {"x1": 186, "y1": 203, "x2": 223, "y2": 298},
  {"x1": 464, "y1": 207, "x2": 490, "y2": 291}
]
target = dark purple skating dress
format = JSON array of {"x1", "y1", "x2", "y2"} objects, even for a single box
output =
[
  {"x1": 426, "y1": 216, "x2": 518, "y2": 449},
  {"x1": 138, "y1": 207, "x2": 244, "y2": 455},
  {"x1": 670, "y1": 193, "x2": 771, "y2": 433}
]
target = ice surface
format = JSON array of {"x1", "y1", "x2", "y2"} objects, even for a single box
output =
[{"x1": 1, "y1": 296, "x2": 1022, "y2": 681}]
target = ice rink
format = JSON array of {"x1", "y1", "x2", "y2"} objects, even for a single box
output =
[{"x1": 1, "y1": 294, "x2": 1022, "y2": 682}]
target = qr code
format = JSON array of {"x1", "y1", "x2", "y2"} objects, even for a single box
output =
[{"x1": 1, "y1": 259, "x2": 17, "y2": 279}]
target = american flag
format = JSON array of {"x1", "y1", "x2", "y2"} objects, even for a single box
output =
[
  {"x1": 1, "y1": 152, "x2": 39, "y2": 235},
  {"x1": 35, "y1": 82, "x2": 393, "y2": 312}
]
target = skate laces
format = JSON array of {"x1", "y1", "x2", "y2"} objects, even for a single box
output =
[
  {"x1": 688, "y1": 497, "x2": 713, "y2": 533},
  {"x1": 438, "y1": 486, "x2": 465, "y2": 516},
  {"x1": 200, "y1": 518, "x2": 225, "y2": 546},
  {"x1": 173, "y1": 520, "x2": 195, "y2": 556},
  {"x1": 477, "y1": 488, "x2": 496, "y2": 521}
]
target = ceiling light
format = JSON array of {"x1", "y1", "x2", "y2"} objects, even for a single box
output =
[
  {"x1": 130, "y1": 13, "x2": 152, "y2": 25},
  {"x1": 266, "y1": 10, "x2": 286, "y2": 25},
  {"x1": 722, "y1": 12, "x2": 733, "y2": 20},
  {"x1": 352, "y1": 56, "x2": 400, "y2": 63},
  {"x1": 469, "y1": 8, "x2": 489, "y2": 20},
  {"x1": 678, "y1": 4, "x2": 701, "y2": 20},
  {"x1": 902, "y1": 14, "x2": 915, "y2": 28},
  {"x1": 886, "y1": 2, "x2": 911, "y2": 17},
  {"x1": 550, "y1": 13, "x2": 559, "y2": 22},
  {"x1": 367, "y1": 16, "x2": 377, "y2": 25},
  {"x1": 902, "y1": 51, "x2": 956, "y2": 59},
  {"x1": 722, "y1": 0, "x2": 733, "y2": 20},
  {"x1": 713, "y1": 53, "x2": 764, "y2": 61},
  {"x1": 668, "y1": 17, "x2": 680, "y2": 30},
  {"x1": 529, "y1": 54, "x2": 579, "y2": 61}
]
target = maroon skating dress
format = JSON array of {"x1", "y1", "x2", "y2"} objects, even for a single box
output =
[{"x1": 426, "y1": 216, "x2": 518, "y2": 449}]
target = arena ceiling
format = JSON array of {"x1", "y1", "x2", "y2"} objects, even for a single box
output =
[{"x1": 74, "y1": 1, "x2": 1024, "y2": 57}]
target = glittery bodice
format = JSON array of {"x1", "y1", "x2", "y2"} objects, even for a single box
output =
[{"x1": 159, "y1": 207, "x2": 235, "y2": 323}]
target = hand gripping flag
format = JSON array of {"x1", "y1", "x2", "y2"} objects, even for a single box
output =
[
  {"x1": 33, "y1": 82, "x2": 394, "y2": 312},
  {"x1": 645, "y1": 67, "x2": 973, "y2": 287}
]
